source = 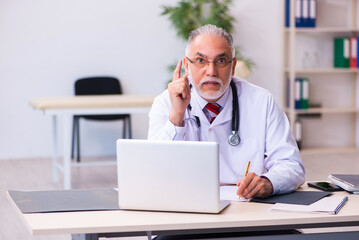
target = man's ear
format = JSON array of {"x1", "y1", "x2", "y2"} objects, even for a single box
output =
[
  {"x1": 183, "y1": 57, "x2": 189, "y2": 75},
  {"x1": 231, "y1": 58, "x2": 237, "y2": 76}
]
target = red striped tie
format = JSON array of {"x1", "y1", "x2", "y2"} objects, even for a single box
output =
[{"x1": 205, "y1": 103, "x2": 220, "y2": 124}]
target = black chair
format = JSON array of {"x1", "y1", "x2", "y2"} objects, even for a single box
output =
[{"x1": 71, "y1": 76, "x2": 132, "y2": 162}]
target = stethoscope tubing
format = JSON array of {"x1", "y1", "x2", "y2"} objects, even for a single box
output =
[{"x1": 187, "y1": 80, "x2": 240, "y2": 145}]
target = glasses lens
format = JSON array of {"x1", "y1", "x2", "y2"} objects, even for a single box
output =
[
  {"x1": 193, "y1": 57, "x2": 207, "y2": 67},
  {"x1": 216, "y1": 58, "x2": 228, "y2": 67},
  {"x1": 188, "y1": 57, "x2": 232, "y2": 68}
]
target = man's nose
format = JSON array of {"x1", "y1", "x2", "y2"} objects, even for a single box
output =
[{"x1": 205, "y1": 62, "x2": 217, "y2": 76}]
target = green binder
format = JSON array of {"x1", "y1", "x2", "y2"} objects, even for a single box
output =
[
  {"x1": 334, "y1": 37, "x2": 350, "y2": 68},
  {"x1": 300, "y1": 78, "x2": 309, "y2": 109}
]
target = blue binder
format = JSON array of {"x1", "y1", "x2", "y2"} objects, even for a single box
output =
[
  {"x1": 295, "y1": 0, "x2": 316, "y2": 28},
  {"x1": 295, "y1": 0, "x2": 304, "y2": 27},
  {"x1": 295, "y1": 78, "x2": 302, "y2": 109},
  {"x1": 308, "y1": 0, "x2": 317, "y2": 27},
  {"x1": 302, "y1": 0, "x2": 310, "y2": 27},
  {"x1": 285, "y1": 0, "x2": 290, "y2": 27},
  {"x1": 285, "y1": 0, "x2": 316, "y2": 28}
]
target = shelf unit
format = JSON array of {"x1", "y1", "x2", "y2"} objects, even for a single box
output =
[{"x1": 284, "y1": 0, "x2": 359, "y2": 153}]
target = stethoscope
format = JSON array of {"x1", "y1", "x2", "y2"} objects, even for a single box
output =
[{"x1": 187, "y1": 80, "x2": 240, "y2": 146}]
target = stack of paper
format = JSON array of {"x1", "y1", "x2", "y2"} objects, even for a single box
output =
[
  {"x1": 328, "y1": 174, "x2": 359, "y2": 193},
  {"x1": 270, "y1": 196, "x2": 348, "y2": 215}
]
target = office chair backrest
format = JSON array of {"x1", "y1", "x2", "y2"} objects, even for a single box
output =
[{"x1": 75, "y1": 77, "x2": 123, "y2": 96}]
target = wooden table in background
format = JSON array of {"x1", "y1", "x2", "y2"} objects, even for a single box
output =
[{"x1": 29, "y1": 95, "x2": 155, "y2": 189}]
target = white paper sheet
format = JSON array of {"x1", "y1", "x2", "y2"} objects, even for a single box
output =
[{"x1": 220, "y1": 186, "x2": 249, "y2": 202}]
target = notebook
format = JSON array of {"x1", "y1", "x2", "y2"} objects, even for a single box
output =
[
  {"x1": 116, "y1": 139, "x2": 230, "y2": 213},
  {"x1": 270, "y1": 196, "x2": 348, "y2": 215},
  {"x1": 251, "y1": 191, "x2": 331, "y2": 205},
  {"x1": 328, "y1": 174, "x2": 359, "y2": 193}
]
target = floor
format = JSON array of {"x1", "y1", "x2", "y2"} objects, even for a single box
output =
[{"x1": 1, "y1": 151, "x2": 359, "y2": 240}]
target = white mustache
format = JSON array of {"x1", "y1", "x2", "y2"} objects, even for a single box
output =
[{"x1": 199, "y1": 77, "x2": 224, "y2": 87}]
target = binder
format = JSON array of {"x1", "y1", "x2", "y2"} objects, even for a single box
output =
[
  {"x1": 295, "y1": 78, "x2": 301, "y2": 109},
  {"x1": 302, "y1": 0, "x2": 309, "y2": 27},
  {"x1": 300, "y1": 77, "x2": 309, "y2": 109},
  {"x1": 350, "y1": 37, "x2": 357, "y2": 69},
  {"x1": 285, "y1": 0, "x2": 290, "y2": 27},
  {"x1": 286, "y1": 78, "x2": 290, "y2": 108},
  {"x1": 295, "y1": 0, "x2": 303, "y2": 27},
  {"x1": 334, "y1": 37, "x2": 350, "y2": 68},
  {"x1": 286, "y1": 0, "x2": 316, "y2": 28},
  {"x1": 308, "y1": 0, "x2": 316, "y2": 27}
]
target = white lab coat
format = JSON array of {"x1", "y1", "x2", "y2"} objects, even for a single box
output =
[{"x1": 148, "y1": 77, "x2": 305, "y2": 194}]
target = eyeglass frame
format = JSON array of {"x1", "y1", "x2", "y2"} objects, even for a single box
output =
[{"x1": 186, "y1": 56, "x2": 236, "y2": 68}]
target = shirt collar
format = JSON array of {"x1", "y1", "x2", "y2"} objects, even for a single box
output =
[{"x1": 191, "y1": 82, "x2": 231, "y2": 110}]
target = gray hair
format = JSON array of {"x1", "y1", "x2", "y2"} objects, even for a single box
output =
[{"x1": 185, "y1": 24, "x2": 235, "y2": 57}]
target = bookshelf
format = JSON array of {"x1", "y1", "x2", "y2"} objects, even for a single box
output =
[{"x1": 283, "y1": 0, "x2": 359, "y2": 153}]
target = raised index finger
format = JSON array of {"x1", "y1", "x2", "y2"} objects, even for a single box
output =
[{"x1": 173, "y1": 59, "x2": 182, "y2": 81}]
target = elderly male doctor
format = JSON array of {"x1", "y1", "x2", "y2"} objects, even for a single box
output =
[{"x1": 148, "y1": 24, "x2": 305, "y2": 198}]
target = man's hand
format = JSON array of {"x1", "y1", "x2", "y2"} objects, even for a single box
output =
[
  {"x1": 236, "y1": 173, "x2": 273, "y2": 198},
  {"x1": 168, "y1": 60, "x2": 191, "y2": 126}
]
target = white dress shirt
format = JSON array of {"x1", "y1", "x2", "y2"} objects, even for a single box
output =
[{"x1": 148, "y1": 76, "x2": 305, "y2": 195}]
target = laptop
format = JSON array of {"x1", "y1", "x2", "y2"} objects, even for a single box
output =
[{"x1": 116, "y1": 139, "x2": 230, "y2": 213}]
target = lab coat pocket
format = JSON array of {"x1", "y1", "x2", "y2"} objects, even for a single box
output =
[{"x1": 228, "y1": 137, "x2": 263, "y2": 177}]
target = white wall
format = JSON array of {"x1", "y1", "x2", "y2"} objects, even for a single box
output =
[{"x1": 0, "y1": 0, "x2": 283, "y2": 159}]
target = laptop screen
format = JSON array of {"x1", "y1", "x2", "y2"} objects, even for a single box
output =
[{"x1": 116, "y1": 139, "x2": 225, "y2": 213}]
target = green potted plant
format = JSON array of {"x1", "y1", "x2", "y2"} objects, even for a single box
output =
[{"x1": 161, "y1": 0, "x2": 254, "y2": 79}]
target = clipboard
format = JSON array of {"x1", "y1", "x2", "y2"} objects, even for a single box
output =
[
  {"x1": 251, "y1": 191, "x2": 331, "y2": 205},
  {"x1": 8, "y1": 188, "x2": 119, "y2": 213}
]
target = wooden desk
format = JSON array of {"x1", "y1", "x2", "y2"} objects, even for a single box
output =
[
  {"x1": 7, "y1": 188, "x2": 359, "y2": 239},
  {"x1": 29, "y1": 95, "x2": 155, "y2": 189}
]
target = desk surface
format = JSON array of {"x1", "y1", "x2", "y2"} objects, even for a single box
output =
[
  {"x1": 29, "y1": 95, "x2": 156, "y2": 110},
  {"x1": 8, "y1": 188, "x2": 359, "y2": 236}
]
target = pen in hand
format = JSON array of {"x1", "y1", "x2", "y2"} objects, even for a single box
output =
[{"x1": 239, "y1": 161, "x2": 251, "y2": 199}]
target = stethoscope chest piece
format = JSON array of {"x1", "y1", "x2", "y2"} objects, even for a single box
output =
[{"x1": 228, "y1": 131, "x2": 240, "y2": 146}]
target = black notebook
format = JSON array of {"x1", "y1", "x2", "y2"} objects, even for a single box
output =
[
  {"x1": 251, "y1": 191, "x2": 331, "y2": 205},
  {"x1": 8, "y1": 188, "x2": 120, "y2": 213}
]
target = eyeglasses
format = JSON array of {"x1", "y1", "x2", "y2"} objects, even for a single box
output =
[{"x1": 186, "y1": 56, "x2": 235, "y2": 68}]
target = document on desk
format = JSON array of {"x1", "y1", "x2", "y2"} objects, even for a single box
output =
[
  {"x1": 220, "y1": 186, "x2": 249, "y2": 202},
  {"x1": 270, "y1": 196, "x2": 348, "y2": 214},
  {"x1": 8, "y1": 188, "x2": 120, "y2": 213}
]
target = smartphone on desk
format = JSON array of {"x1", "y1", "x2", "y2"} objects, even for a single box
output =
[{"x1": 307, "y1": 182, "x2": 343, "y2": 191}]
